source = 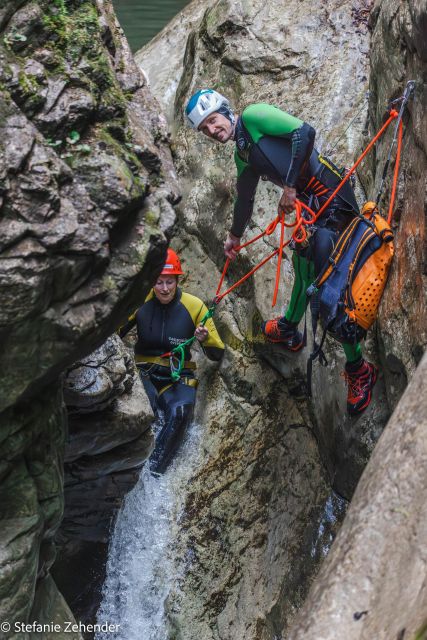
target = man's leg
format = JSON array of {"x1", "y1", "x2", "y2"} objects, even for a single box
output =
[
  {"x1": 262, "y1": 251, "x2": 314, "y2": 350},
  {"x1": 342, "y1": 342, "x2": 378, "y2": 415},
  {"x1": 149, "y1": 382, "x2": 196, "y2": 474},
  {"x1": 309, "y1": 226, "x2": 378, "y2": 415},
  {"x1": 284, "y1": 252, "x2": 316, "y2": 323}
]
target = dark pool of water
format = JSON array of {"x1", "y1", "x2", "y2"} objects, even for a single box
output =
[{"x1": 113, "y1": 0, "x2": 190, "y2": 52}]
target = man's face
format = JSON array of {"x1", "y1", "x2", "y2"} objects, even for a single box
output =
[
  {"x1": 153, "y1": 275, "x2": 178, "y2": 305},
  {"x1": 199, "y1": 112, "x2": 234, "y2": 143}
]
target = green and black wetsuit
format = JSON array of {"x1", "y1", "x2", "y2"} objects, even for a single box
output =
[
  {"x1": 119, "y1": 289, "x2": 224, "y2": 472},
  {"x1": 232, "y1": 103, "x2": 358, "y2": 237},
  {"x1": 232, "y1": 103, "x2": 362, "y2": 362}
]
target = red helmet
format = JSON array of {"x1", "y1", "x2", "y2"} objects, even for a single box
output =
[{"x1": 160, "y1": 248, "x2": 184, "y2": 276}]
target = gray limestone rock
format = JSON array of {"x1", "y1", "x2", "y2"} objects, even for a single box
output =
[
  {"x1": 0, "y1": 0, "x2": 176, "y2": 633},
  {"x1": 288, "y1": 350, "x2": 427, "y2": 640},
  {"x1": 0, "y1": 0, "x2": 179, "y2": 415}
]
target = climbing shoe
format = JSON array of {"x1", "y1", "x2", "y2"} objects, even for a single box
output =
[
  {"x1": 261, "y1": 317, "x2": 304, "y2": 351},
  {"x1": 342, "y1": 359, "x2": 378, "y2": 416}
]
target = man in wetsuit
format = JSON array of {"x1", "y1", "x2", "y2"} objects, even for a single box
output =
[
  {"x1": 119, "y1": 248, "x2": 224, "y2": 472},
  {"x1": 185, "y1": 89, "x2": 378, "y2": 415}
]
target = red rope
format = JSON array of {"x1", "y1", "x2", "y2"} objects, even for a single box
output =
[{"x1": 215, "y1": 248, "x2": 279, "y2": 302}]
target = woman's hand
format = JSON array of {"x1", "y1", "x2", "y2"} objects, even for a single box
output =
[
  {"x1": 279, "y1": 186, "x2": 297, "y2": 214},
  {"x1": 194, "y1": 324, "x2": 209, "y2": 343},
  {"x1": 224, "y1": 232, "x2": 241, "y2": 260}
]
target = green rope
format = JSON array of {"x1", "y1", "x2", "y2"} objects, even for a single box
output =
[{"x1": 168, "y1": 304, "x2": 216, "y2": 381}]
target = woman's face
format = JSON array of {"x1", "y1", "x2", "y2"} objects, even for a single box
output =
[{"x1": 153, "y1": 275, "x2": 178, "y2": 304}]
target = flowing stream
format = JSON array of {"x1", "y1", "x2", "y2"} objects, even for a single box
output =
[{"x1": 95, "y1": 421, "x2": 203, "y2": 640}]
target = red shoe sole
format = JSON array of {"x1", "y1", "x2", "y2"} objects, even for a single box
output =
[{"x1": 264, "y1": 336, "x2": 304, "y2": 351}]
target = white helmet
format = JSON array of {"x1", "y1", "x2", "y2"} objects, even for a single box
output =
[{"x1": 185, "y1": 89, "x2": 230, "y2": 129}]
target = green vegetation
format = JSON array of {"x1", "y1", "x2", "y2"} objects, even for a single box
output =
[
  {"x1": 3, "y1": 31, "x2": 27, "y2": 48},
  {"x1": 41, "y1": 0, "x2": 120, "y2": 102},
  {"x1": 414, "y1": 622, "x2": 427, "y2": 640}
]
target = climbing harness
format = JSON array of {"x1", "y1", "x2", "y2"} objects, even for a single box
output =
[
  {"x1": 159, "y1": 304, "x2": 216, "y2": 381},
  {"x1": 161, "y1": 82, "x2": 414, "y2": 382}
]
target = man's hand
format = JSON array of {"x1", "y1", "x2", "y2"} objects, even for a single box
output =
[
  {"x1": 279, "y1": 186, "x2": 297, "y2": 214},
  {"x1": 224, "y1": 232, "x2": 240, "y2": 260},
  {"x1": 194, "y1": 324, "x2": 209, "y2": 343}
]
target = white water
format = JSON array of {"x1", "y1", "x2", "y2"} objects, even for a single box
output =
[{"x1": 96, "y1": 421, "x2": 203, "y2": 640}]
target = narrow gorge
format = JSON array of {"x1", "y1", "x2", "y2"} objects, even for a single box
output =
[{"x1": 0, "y1": 1, "x2": 426, "y2": 640}]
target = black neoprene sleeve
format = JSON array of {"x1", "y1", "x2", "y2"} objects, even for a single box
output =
[{"x1": 285, "y1": 123, "x2": 315, "y2": 187}]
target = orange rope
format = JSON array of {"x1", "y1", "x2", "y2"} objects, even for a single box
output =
[
  {"x1": 315, "y1": 110, "x2": 398, "y2": 219},
  {"x1": 272, "y1": 210, "x2": 286, "y2": 306},
  {"x1": 215, "y1": 248, "x2": 279, "y2": 302}
]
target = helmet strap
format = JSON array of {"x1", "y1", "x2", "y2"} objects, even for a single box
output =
[{"x1": 217, "y1": 104, "x2": 235, "y2": 126}]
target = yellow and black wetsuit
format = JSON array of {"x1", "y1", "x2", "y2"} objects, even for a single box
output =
[{"x1": 119, "y1": 288, "x2": 224, "y2": 473}]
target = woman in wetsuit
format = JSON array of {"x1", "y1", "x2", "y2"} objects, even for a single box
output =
[{"x1": 119, "y1": 249, "x2": 224, "y2": 472}]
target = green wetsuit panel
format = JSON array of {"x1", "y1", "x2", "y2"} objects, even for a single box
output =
[
  {"x1": 284, "y1": 253, "x2": 315, "y2": 324},
  {"x1": 342, "y1": 342, "x2": 363, "y2": 363},
  {"x1": 241, "y1": 103, "x2": 304, "y2": 142}
]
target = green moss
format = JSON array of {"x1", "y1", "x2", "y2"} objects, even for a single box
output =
[
  {"x1": 102, "y1": 275, "x2": 117, "y2": 292},
  {"x1": 16, "y1": 70, "x2": 46, "y2": 113},
  {"x1": 42, "y1": 2, "x2": 103, "y2": 70},
  {"x1": 18, "y1": 70, "x2": 38, "y2": 94},
  {"x1": 99, "y1": 127, "x2": 143, "y2": 174},
  {"x1": 144, "y1": 210, "x2": 159, "y2": 226},
  {"x1": 42, "y1": 0, "x2": 69, "y2": 49}
]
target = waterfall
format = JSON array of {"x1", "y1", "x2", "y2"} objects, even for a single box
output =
[{"x1": 96, "y1": 421, "x2": 202, "y2": 639}]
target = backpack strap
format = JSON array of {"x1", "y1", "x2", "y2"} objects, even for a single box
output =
[{"x1": 305, "y1": 289, "x2": 328, "y2": 397}]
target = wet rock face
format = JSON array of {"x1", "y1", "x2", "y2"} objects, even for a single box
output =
[
  {"x1": 0, "y1": 0, "x2": 178, "y2": 415},
  {"x1": 61, "y1": 335, "x2": 153, "y2": 537},
  {"x1": 288, "y1": 351, "x2": 427, "y2": 640},
  {"x1": 0, "y1": 0, "x2": 176, "y2": 636},
  {"x1": 53, "y1": 335, "x2": 153, "y2": 624},
  {"x1": 164, "y1": 344, "x2": 346, "y2": 639},
  {"x1": 0, "y1": 383, "x2": 67, "y2": 637},
  {"x1": 364, "y1": 0, "x2": 427, "y2": 409}
]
